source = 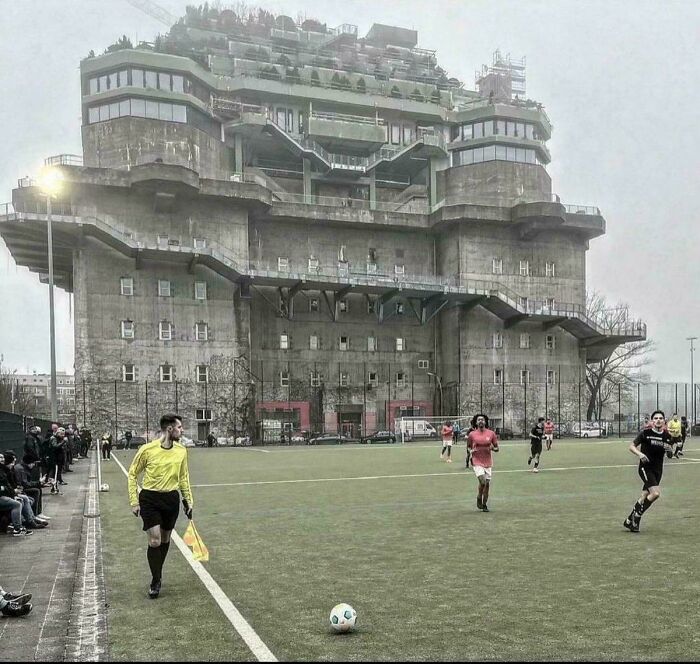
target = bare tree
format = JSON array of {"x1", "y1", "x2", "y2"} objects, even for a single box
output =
[
  {"x1": 0, "y1": 358, "x2": 36, "y2": 415},
  {"x1": 585, "y1": 292, "x2": 653, "y2": 421}
]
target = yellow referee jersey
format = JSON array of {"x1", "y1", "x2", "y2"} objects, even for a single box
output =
[
  {"x1": 128, "y1": 439, "x2": 194, "y2": 507},
  {"x1": 668, "y1": 419, "x2": 682, "y2": 437}
]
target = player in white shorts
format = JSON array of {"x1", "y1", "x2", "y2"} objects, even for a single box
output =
[
  {"x1": 440, "y1": 420, "x2": 454, "y2": 463},
  {"x1": 466, "y1": 413, "x2": 499, "y2": 512}
]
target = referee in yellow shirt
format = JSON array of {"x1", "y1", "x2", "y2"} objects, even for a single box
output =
[{"x1": 128, "y1": 413, "x2": 194, "y2": 599}]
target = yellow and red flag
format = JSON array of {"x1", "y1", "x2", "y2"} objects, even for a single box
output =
[{"x1": 182, "y1": 521, "x2": 209, "y2": 562}]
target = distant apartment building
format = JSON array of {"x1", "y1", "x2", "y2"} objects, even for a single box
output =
[
  {"x1": 14, "y1": 372, "x2": 76, "y2": 422},
  {"x1": 0, "y1": 9, "x2": 645, "y2": 437}
]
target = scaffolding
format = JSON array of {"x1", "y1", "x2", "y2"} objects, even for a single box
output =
[{"x1": 476, "y1": 49, "x2": 526, "y2": 101}]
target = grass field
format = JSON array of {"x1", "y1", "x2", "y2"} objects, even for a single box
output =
[{"x1": 99, "y1": 438, "x2": 700, "y2": 661}]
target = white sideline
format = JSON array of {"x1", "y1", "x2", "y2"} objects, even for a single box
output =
[
  {"x1": 110, "y1": 454, "x2": 277, "y2": 663},
  {"x1": 190, "y1": 458, "x2": 700, "y2": 489}
]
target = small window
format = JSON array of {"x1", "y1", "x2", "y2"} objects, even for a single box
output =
[
  {"x1": 368, "y1": 372, "x2": 378, "y2": 387},
  {"x1": 340, "y1": 372, "x2": 350, "y2": 387},
  {"x1": 310, "y1": 372, "x2": 321, "y2": 387},
  {"x1": 309, "y1": 335, "x2": 318, "y2": 350},
  {"x1": 122, "y1": 364, "x2": 135, "y2": 382},
  {"x1": 194, "y1": 281, "x2": 207, "y2": 300},
  {"x1": 492, "y1": 258, "x2": 502, "y2": 275},
  {"x1": 309, "y1": 298, "x2": 319, "y2": 312},
  {"x1": 546, "y1": 261, "x2": 555, "y2": 277},
  {"x1": 396, "y1": 372, "x2": 407, "y2": 388},
  {"x1": 368, "y1": 336, "x2": 376, "y2": 352},
  {"x1": 396, "y1": 337, "x2": 404, "y2": 351},
  {"x1": 390, "y1": 123, "x2": 400, "y2": 144},
  {"x1": 196, "y1": 365, "x2": 209, "y2": 383},
  {"x1": 518, "y1": 296, "x2": 529, "y2": 310},
  {"x1": 520, "y1": 369, "x2": 530, "y2": 385},
  {"x1": 547, "y1": 369, "x2": 557, "y2": 385},
  {"x1": 280, "y1": 371, "x2": 289, "y2": 387},
  {"x1": 493, "y1": 369, "x2": 502, "y2": 385},
  {"x1": 519, "y1": 260, "x2": 530, "y2": 277},
  {"x1": 196, "y1": 322, "x2": 208, "y2": 341},
  {"x1": 546, "y1": 335, "x2": 556, "y2": 350},
  {"x1": 120, "y1": 277, "x2": 133, "y2": 296},
  {"x1": 394, "y1": 264, "x2": 405, "y2": 275},
  {"x1": 158, "y1": 280, "x2": 171, "y2": 297},
  {"x1": 418, "y1": 359, "x2": 429, "y2": 369},
  {"x1": 367, "y1": 299, "x2": 376, "y2": 314},
  {"x1": 121, "y1": 320, "x2": 134, "y2": 339},
  {"x1": 278, "y1": 257, "x2": 289, "y2": 272},
  {"x1": 339, "y1": 300, "x2": 348, "y2": 313},
  {"x1": 396, "y1": 302, "x2": 404, "y2": 315},
  {"x1": 194, "y1": 237, "x2": 207, "y2": 250},
  {"x1": 159, "y1": 321, "x2": 172, "y2": 341},
  {"x1": 308, "y1": 257, "x2": 319, "y2": 271},
  {"x1": 546, "y1": 298, "x2": 556, "y2": 310},
  {"x1": 339, "y1": 336, "x2": 348, "y2": 351},
  {"x1": 493, "y1": 332, "x2": 503, "y2": 349},
  {"x1": 519, "y1": 333, "x2": 530, "y2": 349},
  {"x1": 160, "y1": 365, "x2": 175, "y2": 383},
  {"x1": 280, "y1": 333, "x2": 289, "y2": 350},
  {"x1": 367, "y1": 262, "x2": 377, "y2": 274}
]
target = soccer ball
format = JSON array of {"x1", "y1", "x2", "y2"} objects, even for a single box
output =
[
  {"x1": 329, "y1": 603, "x2": 357, "y2": 633},
  {"x1": 100, "y1": 483, "x2": 110, "y2": 492}
]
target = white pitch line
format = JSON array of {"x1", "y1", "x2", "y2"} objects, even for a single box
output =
[
  {"x1": 191, "y1": 458, "x2": 700, "y2": 489},
  {"x1": 110, "y1": 454, "x2": 277, "y2": 663}
]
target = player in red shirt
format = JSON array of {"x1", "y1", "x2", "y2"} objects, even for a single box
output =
[
  {"x1": 466, "y1": 413, "x2": 499, "y2": 512},
  {"x1": 544, "y1": 418, "x2": 555, "y2": 451},
  {"x1": 440, "y1": 421, "x2": 454, "y2": 463}
]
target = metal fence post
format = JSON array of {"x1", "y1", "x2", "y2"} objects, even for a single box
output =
[
  {"x1": 113, "y1": 380, "x2": 118, "y2": 443},
  {"x1": 637, "y1": 382, "x2": 640, "y2": 430},
  {"x1": 523, "y1": 365, "x2": 528, "y2": 435},
  {"x1": 501, "y1": 364, "x2": 505, "y2": 433},
  {"x1": 578, "y1": 365, "x2": 582, "y2": 433},
  {"x1": 145, "y1": 380, "x2": 149, "y2": 441},
  {"x1": 82, "y1": 378, "x2": 86, "y2": 427},
  {"x1": 175, "y1": 380, "x2": 179, "y2": 414},
  {"x1": 618, "y1": 382, "x2": 621, "y2": 438}
]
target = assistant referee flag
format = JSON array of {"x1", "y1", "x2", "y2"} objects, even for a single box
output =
[{"x1": 183, "y1": 521, "x2": 209, "y2": 562}]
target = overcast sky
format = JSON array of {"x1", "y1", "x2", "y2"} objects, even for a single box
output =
[{"x1": 0, "y1": 0, "x2": 698, "y2": 380}]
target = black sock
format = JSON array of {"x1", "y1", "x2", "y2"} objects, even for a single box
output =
[
  {"x1": 633, "y1": 500, "x2": 644, "y2": 517},
  {"x1": 147, "y1": 545, "x2": 162, "y2": 583},
  {"x1": 441, "y1": 446, "x2": 447, "y2": 455},
  {"x1": 160, "y1": 541, "x2": 171, "y2": 567},
  {"x1": 641, "y1": 497, "x2": 653, "y2": 514}
]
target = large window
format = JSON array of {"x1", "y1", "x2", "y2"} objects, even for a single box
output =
[
  {"x1": 453, "y1": 146, "x2": 540, "y2": 167},
  {"x1": 196, "y1": 365, "x2": 209, "y2": 383},
  {"x1": 87, "y1": 98, "x2": 188, "y2": 125},
  {"x1": 121, "y1": 320, "x2": 134, "y2": 339},
  {"x1": 196, "y1": 322, "x2": 209, "y2": 341},
  {"x1": 122, "y1": 364, "x2": 136, "y2": 382},
  {"x1": 160, "y1": 365, "x2": 175, "y2": 382},
  {"x1": 159, "y1": 321, "x2": 172, "y2": 341},
  {"x1": 120, "y1": 277, "x2": 133, "y2": 296},
  {"x1": 194, "y1": 281, "x2": 207, "y2": 300}
]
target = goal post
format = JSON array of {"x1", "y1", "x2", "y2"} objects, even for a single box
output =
[{"x1": 395, "y1": 415, "x2": 473, "y2": 444}]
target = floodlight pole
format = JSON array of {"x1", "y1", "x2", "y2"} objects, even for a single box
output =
[
  {"x1": 688, "y1": 337, "x2": 697, "y2": 430},
  {"x1": 47, "y1": 194, "x2": 58, "y2": 422}
]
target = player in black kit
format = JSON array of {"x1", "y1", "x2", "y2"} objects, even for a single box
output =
[
  {"x1": 623, "y1": 410, "x2": 675, "y2": 533},
  {"x1": 528, "y1": 417, "x2": 545, "y2": 473}
]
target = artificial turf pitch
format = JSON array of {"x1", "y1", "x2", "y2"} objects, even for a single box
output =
[{"x1": 100, "y1": 438, "x2": 700, "y2": 661}]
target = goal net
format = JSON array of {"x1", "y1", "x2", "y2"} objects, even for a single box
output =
[{"x1": 395, "y1": 415, "x2": 474, "y2": 444}]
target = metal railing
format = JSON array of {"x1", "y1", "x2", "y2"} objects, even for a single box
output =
[
  {"x1": 271, "y1": 192, "x2": 429, "y2": 214},
  {"x1": 565, "y1": 204, "x2": 600, "y2": 215},
  {"x1": 44, "y1": 154, "x2": 83, "y2": 167},
  {"x1": 310, "y1": 110, "x2": 384, "y2": 126}
]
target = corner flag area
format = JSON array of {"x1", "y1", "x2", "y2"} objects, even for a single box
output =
[{"x1": 93, "y1": 439, "x2": 700, "y2": 661}]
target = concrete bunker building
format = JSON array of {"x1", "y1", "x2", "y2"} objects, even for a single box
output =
[{"x1": 0, "y1": 10, "x2": 646, "y2": 439}]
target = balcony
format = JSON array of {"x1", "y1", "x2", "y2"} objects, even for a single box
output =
[{"x1": 307, "y1": 111, "x2": 386, "y2": 150}]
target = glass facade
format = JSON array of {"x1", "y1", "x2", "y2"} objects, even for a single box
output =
[
  {"x1": 452, "y1": 145, "x2": 541, "y2": 166},
  {"x1": 451, "y1": 119, "x2": 542, "y2": 143},
  {"x1": 88, "y1": 98, "x2": 188, "y2": 124}
]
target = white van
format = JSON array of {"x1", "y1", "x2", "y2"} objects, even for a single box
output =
[{"x1": 394, "y1": 419, "x2": 438, "y2": 440}]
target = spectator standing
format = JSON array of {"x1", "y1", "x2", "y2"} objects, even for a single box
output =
[
  {"x1": 206, "y1": 431, "x2": 217, "y2": 448},
  {"x1": 23, "y1": 426, "x2": 42, "y2": 464},
  {"x1": 49, "y1": 427, "x2": 68, "y2": 488},
  {"x1": 79, "y1": 427, "x2": 92, "y2": 457},
  {"x1": 14, "y1": 454, "x2": 50, "y2": 521},
  {"x1": 101, "y1": 433, "x2": 112, "y2": 460}
]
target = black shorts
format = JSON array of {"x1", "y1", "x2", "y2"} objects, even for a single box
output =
[
  {"x1": 638, "y1": 463, "x2": 662, "y2": 491},
  {"x1": 139, "y1": 489, "x2": 179, "y2": 532},
  {"x1": 530, "y1": 439, "x2": 543, "y2": 455}
]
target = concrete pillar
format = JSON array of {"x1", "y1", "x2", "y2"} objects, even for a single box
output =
[
  {"x1": 234, "y1": 135, "x2": 244, "y2": 174},
  {"x1": 429, "y1": 156, "x2": 449, "y2": 207},
  {"x1": 303, "y1": 158, "x2": 312, "y2": 198},
  {"x1": 369, "y1": 171, "x2": 376, "y2": 210}
]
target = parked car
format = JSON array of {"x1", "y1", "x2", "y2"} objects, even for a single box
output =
[
  {"x1": 121, "y1": 436, "x2": 146, "y2": 449},
  {"x1": 309, "y1": 433, "x2": 351, "y2": 445},
  {"x1": 574, "y1": 426, "x2": 602, "y2": 438},
  {"x1": 234, "y1": 435, "x2": 252, "y2": 446},
  {"x1": 291, "y1": 432, "x2": 308, "y2": 443},
  {"x1": 361, "y1": 430, "x2": 397, "y2": 444},
  {"x1": 394, "y1": 420, "x2": 438, "y2": 439},
  {"x1": 181, "y1": 436, "x2": 196, "y2": 447},
  {"x1": 495, "y1": 427, "x2": 514, "y2": 440}
]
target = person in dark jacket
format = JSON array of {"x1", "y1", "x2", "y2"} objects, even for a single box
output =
[
  {"x1": 49, "y1": 428, "x2": 68, "y2": 487},
  {"x1": 0, "y1": 452, "x2": 30, "y2": 537},
  {"x1": 14, "y1": 454, "x2": 49, "y2": 522},
  {"x1": 0, "y1": 451, "x2": 46, "y2": 530},
  {"x1": 24, "y1": 426, "x2": 42, "y2": 464},
  {"x1": 79, "y1": 427, "x2": 92, "y2": 457}
]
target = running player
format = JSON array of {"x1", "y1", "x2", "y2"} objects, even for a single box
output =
[
  {"x1": 466, "y1": 414, "x2": 499, "y2": 512},
  {"x1": 678, "y1": 415, "x2": 688, "y2": 457},
  {"x1": 528, "y1": 417, "x2": 545, "y2": 472},
  {"x1": 440, "y1": 420, "x2": 454, "y2": 463},
  {"x1": 543, "y1": 417, "x2": 555, "y2": 451},
  {"x1": 623, "y1": 410, "x2": 675, "y2": 533},
  {"x1": 667, "y1": 413, "x2": 682, "y2": 458},
  {"x1": 128, "y1": 414, "x2": 194, "y2": 598}
]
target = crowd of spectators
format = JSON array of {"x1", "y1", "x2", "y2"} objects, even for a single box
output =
[{"x1": 0, "y1": 423, "x2": 92, "y2": 537}]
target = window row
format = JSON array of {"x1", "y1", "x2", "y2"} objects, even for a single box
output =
[
  {"x1": 120, "y1": 278, "x2": 208, "y2": 299},
  {"x1": 121, "y1": 321, "x2": 210, "y2": 341},
  {"x1": 87, "y1": 68, "x2": 188, "y2": 95},
  {"x1": 452, "y1": 145, "x2": 543, "y2": 167},
  {"x1": 280, "y1": 334, "x2": 406, "y2": 352},
  {"x1": 450, "y1": 120, "x2": 540, "y2": 143},
  {"x1": 277, "y1": 255, "x2": 407, "y2": 276},
  {"x1": 493, "y1": 332, "x2": 557, "y2": 350},
  {"x1": 492, "y1": 259, "x2": 556, "y2": 277},
  {"x1": 493, "y1": 369, "x2": 558, "y2": 385},
  {"x1": 88, "y1": 98, "x2": 188, "y2": 124},
  {"x1": 122, "y1": 364, "x2": 209, "y2": 383},
  {"x1": 284, "y1": 370, "x2": 416, "y2": 388}
]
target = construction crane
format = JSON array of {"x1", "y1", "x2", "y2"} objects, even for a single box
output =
[{"x1": 124, "y1": 0, "x2": 177, "y2": 27}]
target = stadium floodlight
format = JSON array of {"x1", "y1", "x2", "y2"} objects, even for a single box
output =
[{"x1": 37, "y1": 166, "x2": 65, "y2": 421}]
